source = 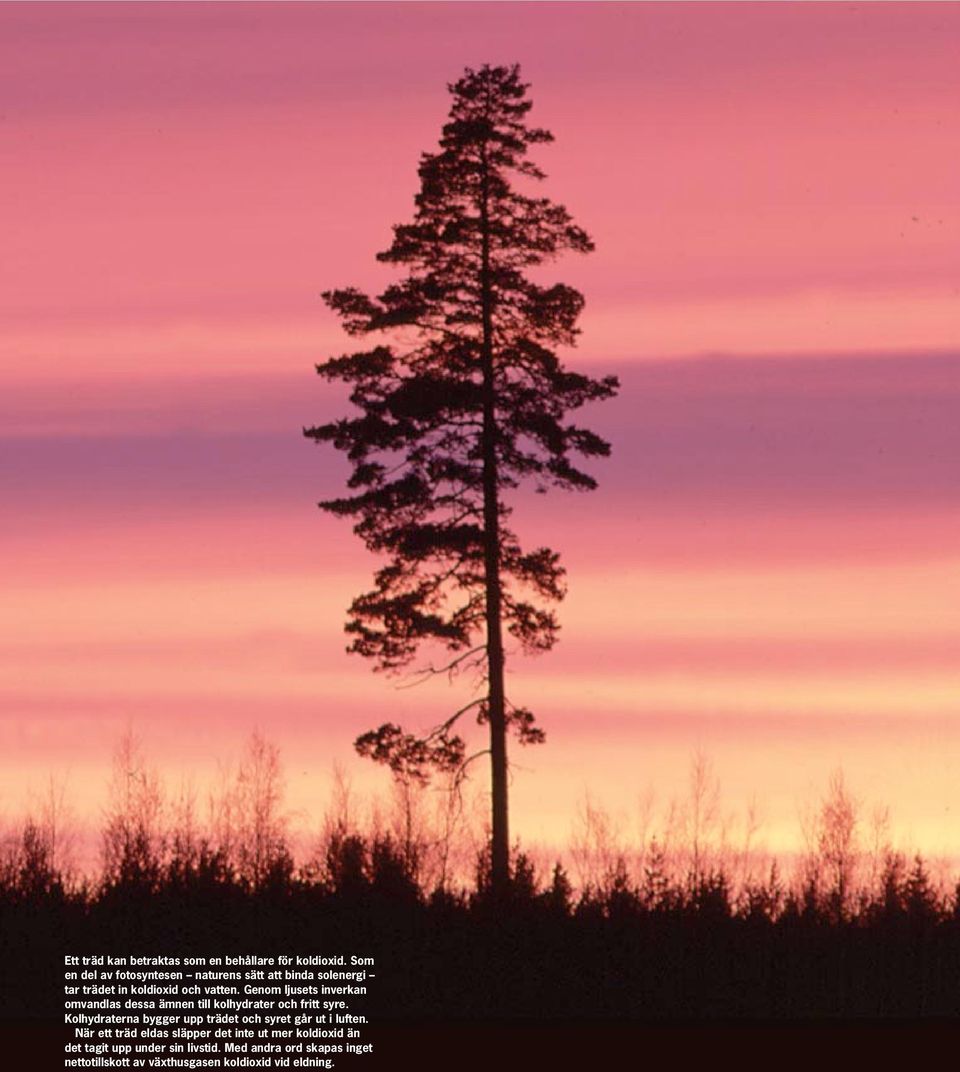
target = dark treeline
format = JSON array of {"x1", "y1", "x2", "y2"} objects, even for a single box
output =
[{"x1": 3, "y1": 799, "x2": 960, "y2": 1023}]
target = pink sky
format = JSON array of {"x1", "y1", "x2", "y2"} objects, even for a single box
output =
[{"x1": 2, "y1": 3, "x2": 959, "y2": 862}]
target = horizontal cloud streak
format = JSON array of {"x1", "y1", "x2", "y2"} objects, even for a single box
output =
[{"x1": 4, "y1": 354, "x2": 958, "y2": 517}]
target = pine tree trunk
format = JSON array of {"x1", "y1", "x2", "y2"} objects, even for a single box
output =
[{"x1": 479, "y1": 145, "x2": 510, "y2": 897}]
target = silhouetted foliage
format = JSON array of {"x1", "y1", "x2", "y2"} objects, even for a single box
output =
[
  {"x1": 7, "y1": 742, "x2": 960, "y2": 1026},
  {"x1": 305, "y1": 63, "x2": 618, "y2": 893},
  {"x1": 543, "y1": 862, "x2": 573, "y2": 916},
  {"x1": 6, "y1": 805, "x2": 960, "y2": 1023}
]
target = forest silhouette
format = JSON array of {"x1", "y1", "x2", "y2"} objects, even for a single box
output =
[{"x1": 3, "y1": 732, "x2": 960, "y2": 1025}]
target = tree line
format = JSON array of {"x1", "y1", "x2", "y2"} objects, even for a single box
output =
[{"x1": 4, "y1": 735, "x2": 960, "y2": 1020}]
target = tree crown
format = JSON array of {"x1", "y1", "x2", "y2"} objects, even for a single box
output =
[{"x1": 306, "y1": 63, "x2": 618, "y2": 781}]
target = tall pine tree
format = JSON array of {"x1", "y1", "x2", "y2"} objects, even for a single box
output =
[{"x1": 305, "y1": 64, "x2": 618, "y2": 893}]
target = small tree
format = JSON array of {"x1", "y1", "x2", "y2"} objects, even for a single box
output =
[
  {"x1": 230, "y1": 731, "x2": 290, "y2": 891},
  {"x1": 306, "y1": 64, "x2": 618, "y2": 894},
  {"x1": 814, "y1": 769, "x2": 859, "y2": 920},
  {"x1": 101, "y1": 730, "x2": 165, "y2": 894}
]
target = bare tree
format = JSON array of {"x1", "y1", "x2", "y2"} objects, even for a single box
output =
[
  {"x1": 101, "y1": 729, "x2": 165, "y2": 892},
  {"x1": 230, "y1": 731, "x2": 290, "y2": 890},
  {"x1": 684, "y1": 749, "x2": 721, "y2": 885},
  {"x1": 814, "y1": 768, "x2": 860, "y2": 918}
]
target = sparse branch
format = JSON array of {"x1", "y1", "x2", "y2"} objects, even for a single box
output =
[
  {"x1": 452, "y1": 749, "x2": 492, "y2": 795},
  {"x1": 396, "y1": 645, "x2": 487, "y2": 688},
  {"x1": 426, "y1": 697, "x2": 486, "y2": 740}
]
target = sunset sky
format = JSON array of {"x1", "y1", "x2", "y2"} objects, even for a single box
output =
[{"x1": 2, "y1": 2, "x2": 959, "y2": 863}]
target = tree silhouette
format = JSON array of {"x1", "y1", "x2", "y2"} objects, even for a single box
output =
[{"x1": 305, "y1": 64, "x2": 618, "y2": 893}]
